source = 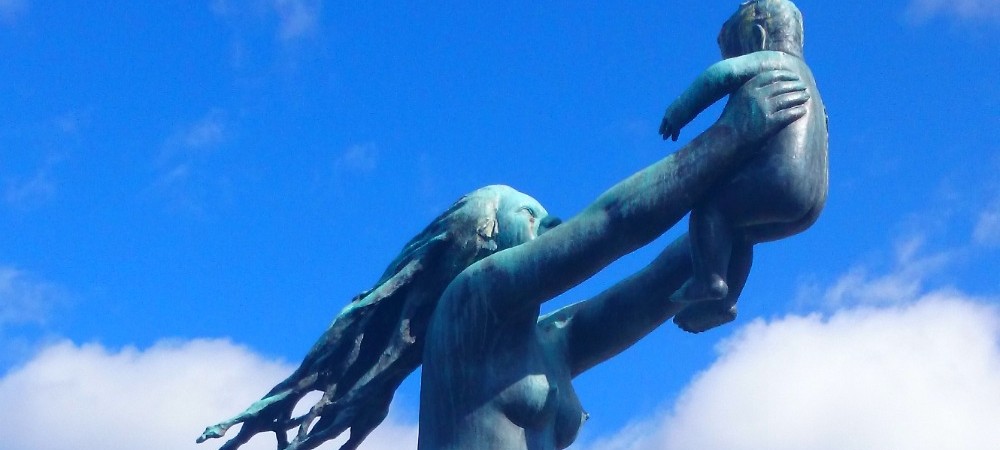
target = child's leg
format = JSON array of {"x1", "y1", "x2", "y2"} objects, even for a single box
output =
[
  {"x1": 680, "y1": 201, "x2": 733, "y2": 301},
  {"x1": 719, "y1": 238, "x2": 752, "y2": 313},
  {"x1": 674, "y1": 239, "x2": 752, "y2": 333}
]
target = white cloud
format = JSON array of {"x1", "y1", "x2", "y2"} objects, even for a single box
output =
[
  {"x1": 152, "y1": 110, "x2": 232, "y2": 213},
  {"x1": 2, "y1": 151, "x2": 65, "y2": 209},
  {"x1": 796, "y1": 236, "x2": 950, "y2": 309},
  {"x1": 335, "y1": 143, "x2": 379, "y2": 175},
  {"x1": 579, "y1": 235, "x2": 1000, "y2": 450},
  {"x1": 0, "y1": 0, "x2": 27, "y2": 24},
  {"x1": 162, "y1": 110, "x2": 229, "y2": 157},
  {"x1": 907, "y1": 0, "x2": 1000, "y2": 22},
  {"x1": 0, "y1": 338, "x2": 418, "y2": 450},
  {"x1": 182, "y1": 113, "x2": 228, "y2": 150},
  {"x1": 0, "y1": 266, "x2": 63, "y2": 329},
  {"x1": 273, "y1": 0, "x2": 320, "y2": 41},
  {"x1": 580, "y1": 294, "x2": 1000, "y2": 450},
  {"x1": 0, "y1": 266, "x2": 67, "y2": 369},
  {"x1": 3, "y1": 168, "x2": 56, "y2": 208},
  {"x1": 210, "y1": 0, "x2": 320, "y2": 42},
  {"x1": 2, "y1": 113, "x2": 86, "y2": 210},
  {"x1": 973, "y1": 202, "x2": 1000, "y2": 247}
]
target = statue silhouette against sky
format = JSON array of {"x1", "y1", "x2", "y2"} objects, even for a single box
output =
[{"x1": 196, "y1": 2, "x2": 824, "y2": 449}]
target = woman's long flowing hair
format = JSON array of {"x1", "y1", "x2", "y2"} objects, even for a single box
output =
[{"x1": 197, "y1": 186, "x2": 511, "y2": 450}]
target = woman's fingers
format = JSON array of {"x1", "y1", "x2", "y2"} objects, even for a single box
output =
[
  {"x1": 761, "y1": 80, "x2": 807, "y2": 98},
  {"x1": 754, "y1": 70, "x2": 809, "y2": 113},
  {"x1": 769, "y1": 89, "x2": 810, "y2": 113},
  {"x1": 719, "y1": 68, "x2": 811, "y2": 142},
  {"x1": 748, "y1": 68, "x2": 800, "y2": 88},
  {"x1": 768, "y1": 104, "x2": 808, "y2": 128}
]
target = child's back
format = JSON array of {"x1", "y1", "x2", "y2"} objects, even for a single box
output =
[
  {"x1": 737, "y1": 56, "x2": 826, "y2": 242},
  {"x1": 660, "y1": 0, "x2": 829, "y2": 333}
]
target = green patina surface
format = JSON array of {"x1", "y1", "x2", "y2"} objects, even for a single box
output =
[{"x1": 197, "y1": 2, "x2": 823, "y2": 449}]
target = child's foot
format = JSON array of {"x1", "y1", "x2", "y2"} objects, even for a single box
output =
[
  {"x1": 672, "y1": 275, "x2": 728, "y2": 303},
  {"x1": 673, "y1": 301, "x2": 737, "y2": 333}
]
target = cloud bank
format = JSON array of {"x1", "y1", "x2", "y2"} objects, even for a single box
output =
[
  {"x1": 580, "y1": 292, "x2": 1000, "y2": 450},
  {"x1": 4, "y1": 234, "x2": 996, "y2": 450},
  {"x1": 0, "y1": 339, "x2": 418, "y2": 450}
]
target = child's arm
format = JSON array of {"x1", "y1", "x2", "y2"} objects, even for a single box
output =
[{"x1": 660, "y1": 51, "x2": 798, "y2": 141}]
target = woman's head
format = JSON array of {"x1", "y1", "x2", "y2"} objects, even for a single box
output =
[
  {"x1": 481, "y1": 185, "x2": 559, "y2": 251},
  {"x1": 197, "y1": 184, "x2": 561, "y2": 450},
  {"x1": 373, "y1": 185, "x2": 557, "y2": 291}
]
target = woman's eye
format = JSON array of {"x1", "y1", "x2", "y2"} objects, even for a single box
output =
[{"x1": 519, "y1": 206, "x2": 536, "y2": 218}]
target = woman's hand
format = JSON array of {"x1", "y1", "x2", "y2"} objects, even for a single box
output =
[{"x1": 719, "y1": 69, "x2": 809, "y2": 144}]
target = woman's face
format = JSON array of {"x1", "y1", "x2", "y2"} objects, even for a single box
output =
[{"x1": 495, "y1": 191, "x2": 555, "y2": 250}]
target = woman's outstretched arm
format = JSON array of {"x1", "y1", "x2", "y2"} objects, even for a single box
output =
[
  {"x1": 537, "y1": 234, "x2": 693, "y2": 376},
  {"x1": 451, "y1": 69, "x2": 810, "y2": 317}
]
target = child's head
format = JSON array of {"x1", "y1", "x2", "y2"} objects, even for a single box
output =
[{"x1": 717, "y1": 0, "x2": 804, "y2": 59}]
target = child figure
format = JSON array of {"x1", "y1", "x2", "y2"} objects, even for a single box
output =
[{"x1": 659, "y1": 0, "x2": 828, "y2": 333}]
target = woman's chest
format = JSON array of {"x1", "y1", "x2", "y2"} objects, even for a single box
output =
[{"x1": 491, "y1": 333, "x2": 588, "y2": 449}]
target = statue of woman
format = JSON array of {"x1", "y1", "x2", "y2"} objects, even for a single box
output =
[{"x1": 197, "y1": 69, "x2": 811, "y2": 450}]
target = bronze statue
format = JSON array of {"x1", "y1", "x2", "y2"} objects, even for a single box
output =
[
  {"x1": 197, "y1": 71, "x2": 811, "y2": 450},
  {"x1": 659, "y1": 0, "x2": 829, "y2": 333},
  {"x1": 197, "y1": 3, "x2": 825, "y2": 449}
]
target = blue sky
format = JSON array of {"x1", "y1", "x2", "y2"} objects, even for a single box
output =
[{"x1": 1, "y1": 1, "x2": 999, "y2": 449}]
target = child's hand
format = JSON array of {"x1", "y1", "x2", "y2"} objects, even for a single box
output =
[
  {"x1": 659, "y1": 104, "x2": 687, "y2": 141},
  {"x1": 659, "y1": 110, "x2": 681, "y2": 141}
]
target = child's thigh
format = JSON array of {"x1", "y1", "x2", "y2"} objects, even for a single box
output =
[{"x1": 708, "y1": 157, "x2": 822, "y2": 228}]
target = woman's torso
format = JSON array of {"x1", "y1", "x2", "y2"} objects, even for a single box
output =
[{"x1": 419, "y1": 282, "x2": 586, "y2": 450}]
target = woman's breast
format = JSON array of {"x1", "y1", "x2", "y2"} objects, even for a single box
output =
[
  {"x1": 498, "y1": 373, "x2": 559, "y2": 428},
  {"x1": 497, "y1": 372, "x2": 587, "y2": 449},
  {"x1": 553, "y1": 377, "x2": 587, "y2": 449}
]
